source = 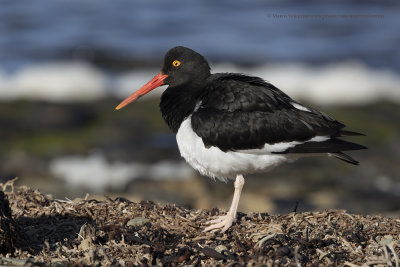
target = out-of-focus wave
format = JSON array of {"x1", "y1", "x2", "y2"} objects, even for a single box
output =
[
  {"x1": 49, "y1": 153, "x2": 194, "y2": 193},
  {"x1": 0, "y1": 62, "x2": 107, "y2": 101},
  {"x1": 1, "y1": 60, "x2": 400, "y2": 105},
  {"x1": 214, "y1": 61, "x2": 400, "y2": 105}
]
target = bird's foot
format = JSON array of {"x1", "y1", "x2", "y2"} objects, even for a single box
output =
[{"x1": 203, "y1": 213, "x2": 236, "y2": 233}]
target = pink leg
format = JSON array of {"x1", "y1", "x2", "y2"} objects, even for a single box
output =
[{"x1": 203, "y1": 174, "x2": 245, "y2": 232}]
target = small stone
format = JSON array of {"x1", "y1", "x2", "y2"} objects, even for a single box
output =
[
  {"x1": 379, "y1": 235, "x2": 393, "y2": 246},
  {"x1": 215, "y1": 245, "x2": 228, "y2": 254},
  {"x1": 1, "y1": 258, "x2": 28, "y2": 266},
  {"x1": 127, "y1": 217, "x2": 150, "y2": 227},
  {"x1": 51, "y1": 259, "x2": 66, "y2": 264},
  {"x1": 78, "y1": 239, "x2": 91, "y2": 251}
]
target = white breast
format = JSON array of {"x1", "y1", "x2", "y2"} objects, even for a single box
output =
[{"x1": 176, "y1": 117, "x2": 294, "y2": 182}]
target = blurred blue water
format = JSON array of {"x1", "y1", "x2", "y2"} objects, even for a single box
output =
[{"x1": 0, "y1": 0, "x2": 399, "y2": 71}]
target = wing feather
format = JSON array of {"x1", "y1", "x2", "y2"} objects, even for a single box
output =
[{"x1": 191, "y1": 73, "x2": 351, "y2": 152}]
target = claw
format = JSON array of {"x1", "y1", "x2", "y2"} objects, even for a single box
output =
[{"x1": 203, "y1": 213, "x2": 235, "y2": 232}]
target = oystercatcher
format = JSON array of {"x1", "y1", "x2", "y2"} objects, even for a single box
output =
[{"x1": 115, "y1": 46, "x2": 366, "y2": 232}]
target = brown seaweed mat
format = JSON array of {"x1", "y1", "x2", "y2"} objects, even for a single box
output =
[{"x1": 0, "y1": 180, "x2": 399, "y2": 266}]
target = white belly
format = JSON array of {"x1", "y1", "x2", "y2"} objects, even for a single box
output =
[{"x1": 176, "y1": 117, "x2": 294, "y2": 182}]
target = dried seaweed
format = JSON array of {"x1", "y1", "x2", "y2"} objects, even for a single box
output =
[{"x1": 0, "y1": 182, "x2": 399, "y2": 266}]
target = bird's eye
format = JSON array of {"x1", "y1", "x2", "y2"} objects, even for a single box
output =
[{"x1": 172, "y1": 60, "x2": 181, "y2": 67}]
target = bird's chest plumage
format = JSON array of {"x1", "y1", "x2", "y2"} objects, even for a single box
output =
[
  {"x1": 160, "y1": 84, "x2": 204, "y2": 133},
  {"x1": 176, "y1": 117, "x2": 291, "y2": 181}
]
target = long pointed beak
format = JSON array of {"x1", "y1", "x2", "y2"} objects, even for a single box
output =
[{"x1": 115, "y1": 72, "x2": 168, "y2": 110}]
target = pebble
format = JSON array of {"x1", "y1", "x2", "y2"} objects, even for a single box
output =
[
  {"x1": 127, "y1": 217, "x2": 150, "y2": 227},
  {"x1": 215, "y1": 245, "x2": 228, "y2": 254},
  {"x1": 78, "y1": 239, "x2": 91, "y2": 251},
  {"x1": 378, "y1": 235, "x2": 393, "y2": 246}
]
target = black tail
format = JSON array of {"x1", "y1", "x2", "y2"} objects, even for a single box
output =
[
  {"x1": 336, "y1": 130, "x2": 365, "y2": 137},
  {"x1": 329, "y1": 152, "x2": 359, "y2": 165},
  {"x1": 276, "y1": 138, "x2": 367, "y2": 154},
  {"x1": 273, "y1": 137, "x2": 367, "y2": 165}
]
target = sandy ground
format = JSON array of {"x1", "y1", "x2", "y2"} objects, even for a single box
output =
[{"x1": 1, "y1": 180, "x2": 399, "y2": 266}]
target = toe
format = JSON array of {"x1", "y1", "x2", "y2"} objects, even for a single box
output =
[
  {"x1": 203, "y1": 221, "x2": 225, "y2": 232},
  {"x1": 203, "y1": 215, "x2": 235, "y2": 232},
  {"x1": 221, "y1": 220, "x2": 233, "y2": 233},
  {"x1": 204, "y1": 215, "x2": 226, "y2": 225}
]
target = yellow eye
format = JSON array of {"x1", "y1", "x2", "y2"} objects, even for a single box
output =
[{"x1": 172, "y1": 60, "x2": 181, "y2": 67}]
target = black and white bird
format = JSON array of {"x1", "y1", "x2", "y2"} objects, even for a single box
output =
[{"x1": 116, "y1": 46, "x2": 366, "y2": 232}]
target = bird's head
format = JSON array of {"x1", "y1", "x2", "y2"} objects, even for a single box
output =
[{"x1": 115, "y1": 46, "x2": 210, "y2": 110}]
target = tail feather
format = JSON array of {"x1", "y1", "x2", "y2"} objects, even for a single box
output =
[
  {"x1": 273, "y1": 137, "x2": 367, "y2": 165},
  {"x1": 337, "y1": 130, "x2": 365, "y2": 137},
  {"x1": 329, "y1": 152, "x2": 359, "y2": 165},
  {"x1": 275, "y1": 138, "x2": 367, "y2": 154}
]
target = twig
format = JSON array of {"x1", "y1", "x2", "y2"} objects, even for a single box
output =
[
  {"x1": 293, "y1": 201, "x2": 299, "y2": 213},
  {"x1": 383, "y1": 244, "x2": 393, "y2": 267},
  {"x1": 343, "y1": 261, "x2": 360, "y2": 267},
  {"x1": 0, "y1": 176, "x2": 19, "y2": 192},
  {"x1": 255, "y1": 234, "x2": 276, "y2": 248},
  {"x1": 294, "y1": 246, "x2": 302, "y2": 267},
  {"x1": 387, "y1": 243, "x2": 399, "y2": 267}
]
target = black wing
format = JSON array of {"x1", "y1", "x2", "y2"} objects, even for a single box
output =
[{"x1": 191, "y1": 73, "x2": 365, "y2": 154}]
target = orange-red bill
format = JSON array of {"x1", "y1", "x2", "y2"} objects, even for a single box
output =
[{"x1": 115, "y1": 72, "x2": 168, "y2": 110}]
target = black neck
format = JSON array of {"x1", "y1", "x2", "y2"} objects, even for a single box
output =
[{"x1": 159, "y1": 83, "x2": 204, "y2": 133}]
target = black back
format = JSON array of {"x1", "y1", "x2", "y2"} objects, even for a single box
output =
[{"x1": 191, "y1": 73, "x2": 346, "y2": 151}]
